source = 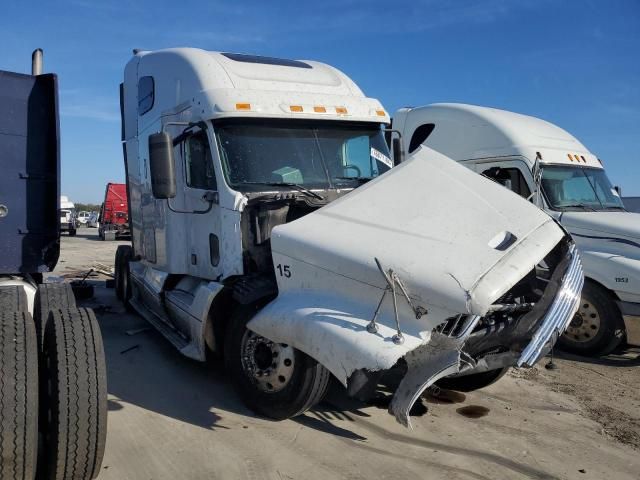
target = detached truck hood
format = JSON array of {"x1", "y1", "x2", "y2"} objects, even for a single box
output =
[
  {"x1": 272, "y1": 147, "x2": 562, "y2": 315},
  {"x1": 249, "y1": 147, "x2": 577, "y2": 426}
]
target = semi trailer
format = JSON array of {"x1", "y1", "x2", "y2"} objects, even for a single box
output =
[
  {"x1": 116, "y1": 48, "x2": 582, "y2": 426},
  {"x1": 391, "y1": 103, "x2": 639, "y2": 355},
  {"x1": 98, "y1": 182, "x2": 129, "y2": 240},
  {"x1": 0, "y1": 50, "x2": 107, "y2": 479}
]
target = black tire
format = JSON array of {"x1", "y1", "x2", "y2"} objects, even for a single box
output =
[
  {"x1": 436, "y1": 367, "x2": 509, "y2": 392},
  {"x1": 224, "y1": 304, "x2": 330, "y2": 420},
  {"x1": 0, "y1": 286, "x2": 29, "y2": 312},
  {"x1": 39, "y1": 308, "x2": 107, "y2": 480},
  {"x1": 114, "y1": 245, "x2": 133, "y2": 306},
  {"x1": 69, "y1": 229, "x2": 76, "y2": 237},
  {"x1": 558, "y1": 280, "x2": 625, "y2": 356},
  {"x1": 34, "y1": 283, "x2": 77, "y2": 348},
  {"x1": 0, "y1": 310, "x2": 38, "y2": 480}
]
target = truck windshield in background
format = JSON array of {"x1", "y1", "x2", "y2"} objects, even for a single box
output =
[
  {"x1": 215, "y1": 120, "x2": 392, "y2": 191},
  {"x1": 541, "y1": 165, "x2": 625, "y2": 211}
]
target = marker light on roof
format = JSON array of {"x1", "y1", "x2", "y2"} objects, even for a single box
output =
[
  {"x1": 313, "y1": 106, "x2": 326, "y2": 113},
  {"x1": 235, "y1": 103, "x2": 251, "y2": 111},
  {"x1": 335, "y1": 106, "x2": 348, "y2": 114},
  {"x1": 289, "y1": 105, "x2": 303, "y2": 112},
  {"x1": 567, "y1": 154, "x2": 573, "y2": 161},
  {"x1": 376, "y1": 109, "x2": 386, "y2": 117},
  {"x1": 581, "y1": 155, "x2": 586, "y2": 163}
]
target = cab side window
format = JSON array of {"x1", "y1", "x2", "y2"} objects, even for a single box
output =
[
  {"x1": 184, "y1": 132, "x2": 217, "y2": 190},
  {"x1": 482, "y1": 167, "x2": 531, "y2": 198},
  {"x1": 138, "y1": 76, "x2": 154, "y2": 115},
  {"x1": 408, "y1": 123, "x2": 435, "y2": 154}
]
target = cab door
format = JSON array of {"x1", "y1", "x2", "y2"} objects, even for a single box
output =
[{"x1": 176, "y1": 128, "x2": 223, "y2": 280}]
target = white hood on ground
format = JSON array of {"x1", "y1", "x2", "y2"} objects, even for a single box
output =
[{"x1": 270, "y1": 146, "x2": 563, "y2": 315}]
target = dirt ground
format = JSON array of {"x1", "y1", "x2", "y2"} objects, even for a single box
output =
[{"x1": 50, "y1": 228, "x2": 640, "y2": 480}]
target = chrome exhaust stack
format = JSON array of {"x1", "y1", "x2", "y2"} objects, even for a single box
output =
[{"x1": 31, "y1": 48, "x2": 43, "y2": 76}]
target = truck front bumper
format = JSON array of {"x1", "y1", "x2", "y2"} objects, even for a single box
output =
[{"x1": 389, "y1": 243, "x2": 584, "y2": 426}]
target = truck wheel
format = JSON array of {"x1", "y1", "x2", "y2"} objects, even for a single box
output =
[
  {"x1": 558, "y1": 281, "x2": 625, "y2": 356},
  {"x1": 0, "y1": 310, "x2": 38, "y2": 480},
  {"x1": 436, "y1": 367, "x2": 509, "y2": 392},
  {"x1": 114, "y1": 245, "x2": 132, "y2": 305},
  {"x1": 0, "y1": 285, "x2": 29, "y2": 312},
  {"x1": 34, "y1": 283, "x2": 77, "y2": 348},
  {"x1": 39, "y1": 308, "x2": 107, "y2": 480},
  {"x1": 224, "y1": 304, "x2": 330, "y2": 420}
]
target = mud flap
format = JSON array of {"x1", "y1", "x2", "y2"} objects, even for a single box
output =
[{"x1": 389, "y1": 334, "x2": 465, "y2": 428}]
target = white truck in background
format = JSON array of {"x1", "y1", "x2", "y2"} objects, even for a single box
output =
[
  {"x1": 116, "y1": 48, "x2": 582, "y2": 426},
  {"x1": 60, "y1": 194, "x2": 77, "y2": 236},
  {"x1": 391, "y1": 103, "x2": 640, "y2": 355}
]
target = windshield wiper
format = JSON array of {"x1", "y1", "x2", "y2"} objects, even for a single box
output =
[
  {"x1": 334, "y1": 176, "x2": 374, "y2": 184},
  {"x1": 560, "y1": 203, "x2": 597, "y2": 211},
  {"x1": 239, "y1": 182, "x2": 324, "y2": 200}
]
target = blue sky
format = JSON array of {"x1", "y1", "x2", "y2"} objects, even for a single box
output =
[{"x1": 2, "y1": 0, "x2": 639, "y2": 202}]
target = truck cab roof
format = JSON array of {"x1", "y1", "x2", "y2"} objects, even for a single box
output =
[
  {"x1": 395, "y1": 103, "x2": 602, "y2": 168},
  {"x1": 123, "y1": 48, "x2": 388, "y2": 141}
]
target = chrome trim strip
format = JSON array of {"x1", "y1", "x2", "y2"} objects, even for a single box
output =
[{"x1": 518, "y1": 244, "x2": 584, "y2": 367}]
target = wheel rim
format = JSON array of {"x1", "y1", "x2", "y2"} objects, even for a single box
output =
[
  {"x1": 240, "y1": 331, "x2": 295, "y2": 393},
  {"x1": 564, "y1": 298, "x2": 601, "y2": 343}
]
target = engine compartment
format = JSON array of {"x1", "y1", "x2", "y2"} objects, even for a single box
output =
[{"x1": 240, "y1": 190, "x2": 351, "y2": 275}]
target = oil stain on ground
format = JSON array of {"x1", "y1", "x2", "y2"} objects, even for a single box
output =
[{"x1": 457, "y1": 405, "x2": 490, "y2": 418}]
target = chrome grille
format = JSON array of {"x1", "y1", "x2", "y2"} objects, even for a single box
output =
[{"x1": 517, "y1": 244, "x2": 584, "y2": 367}]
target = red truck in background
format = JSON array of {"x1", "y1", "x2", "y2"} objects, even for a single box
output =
[{"x1": 99, "y1": 182, "x2": 130, "y2": 240}]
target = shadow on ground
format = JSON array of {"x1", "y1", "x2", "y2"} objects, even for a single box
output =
[
  {"x1": 81, "y1": 282, "x2": 436, "y2": 434},
  {"x1": 556, "y1": 344, "x2": 640, "y2": 367}
]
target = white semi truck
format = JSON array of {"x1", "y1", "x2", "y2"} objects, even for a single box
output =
[
  {"x1": 116, "y1": 48, "x2": 583, "y2": 426},
  {"x1": 60, "y1": 195, "x2": 78, "y2": 236},
  {"x1": 392, "y1": 103, "x2": 640, "y2": 356}
]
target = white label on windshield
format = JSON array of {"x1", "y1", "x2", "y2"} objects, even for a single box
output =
[
  {"x1": 611, "y1": 188, "x2": 620, "y2": 197},
  {"x1": 371, "y1": 147, "x2": 393, "y2": 168}
]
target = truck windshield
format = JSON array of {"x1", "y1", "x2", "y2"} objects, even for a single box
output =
[
  {"x1": 541, "y1": 165, "x2": 624, "y2": 211},
  {"x1": 215, "y1": 120, "x2": 392, "y2": 192}
]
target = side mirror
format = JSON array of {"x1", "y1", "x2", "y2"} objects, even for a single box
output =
[
  {"x1": 392, "y1": 137, "x2": 404, "y2": 165},
  {"x1": 148, "y1": 132, "x2": 176, "y2": 199}
]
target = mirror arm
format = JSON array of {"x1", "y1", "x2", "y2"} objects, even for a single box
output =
[
  {"x1": 161, "y1": 121, "x2": 191, "y2": 133},
  {"x1": 167, "y1": 121, "x2": 209, "y2": 146},
  {"x1": 383, "y1": 128, "x2": 403, "y2": 138}
]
